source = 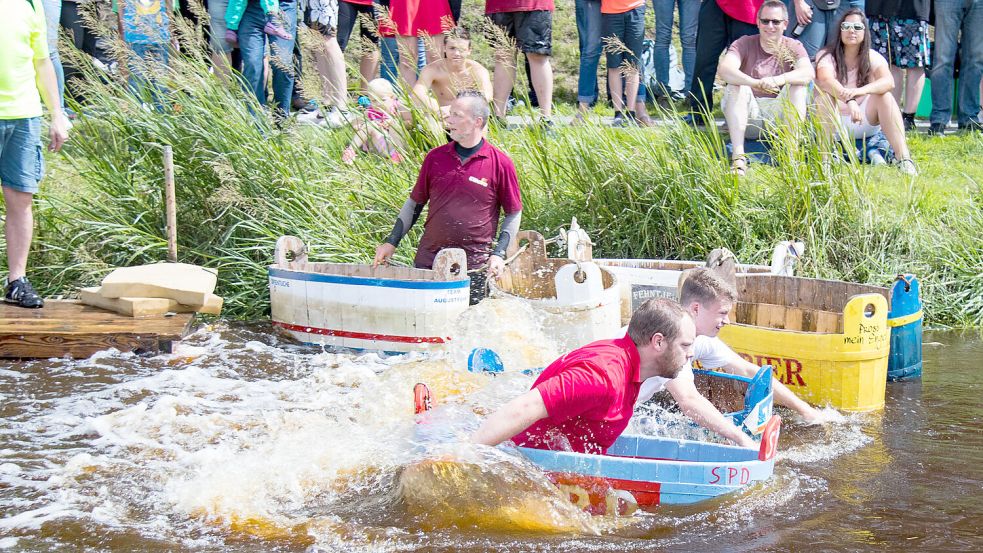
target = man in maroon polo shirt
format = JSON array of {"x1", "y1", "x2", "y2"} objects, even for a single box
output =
[
  {"x1": 471, "y1": 298, "x2": 696, "y2": 454},
  {"x1": 373, "y1": 90, "x2": 523, "y2": 305}
]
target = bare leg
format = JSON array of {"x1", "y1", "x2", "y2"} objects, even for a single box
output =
[
  {"x1": 722, "y1": 84, "x2": 752, "y2": 159},
  {"x1": 397, "y1": 35, "x2": 419, "y2": 87},
  {"x1": 424, "y1": 34, "x2": 443, "y2": 66},
  {"x1": 211, "y1": 50, "x2": 233, "y2": 84},
  {"x1": 625, "y1": 71, "x2": 640, "y2": 113},
  {"x1": 608, "y1": 68, "x2": 625, "y2": 112},
  {"x1": 903, "y1": 67, "x2": 925, "y2": 113},
  {"x1": 492, "y1": 52, "x2": 517, "y2": 117},
  {"x1": 889, "y1": 66, "x2": 904, "y2": 105},
  {"x1": 359, "y1": 50, "x2": 380, "y2": 94},
  {"x1": 2, "y1": 187, "x2": 34, "y2": 282},
  {"x1": 867, "y1": 91, "x2": 911, "y2": 160},
  {"x1": 814, "y1": 90, "x2": 840, "y2": 136},
  {"x1": 526, "y1": 52, "x2": 553, "y2": 118},
  {"x1": 787, "y1": 84, "x2": 808, "y2": 120},
  {"x1": 315, "y1": 35, "x2": 348, "y2": 107}
]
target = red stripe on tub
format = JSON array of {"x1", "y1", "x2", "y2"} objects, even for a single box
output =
[{"x1": 272, "y1": 321, "x2": 448, "y2": 344}]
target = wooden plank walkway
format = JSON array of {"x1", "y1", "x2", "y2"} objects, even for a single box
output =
[{"x1": 0, "y1": 300, "x2": 195, "y2": 359}]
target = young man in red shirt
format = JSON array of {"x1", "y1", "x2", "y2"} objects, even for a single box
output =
[
  {"x1": 373, "y1": 90, "x2": 522, "y2": 304},
  {"x1": 485, "y1": 0, "x2": 556, "y2": 123},
  {"x1": 471, "y1": 298, "x2": 696, "y2": 454}
]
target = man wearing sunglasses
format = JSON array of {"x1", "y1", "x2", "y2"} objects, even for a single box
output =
[{"x1": 717, "y1": 0, "x2": 814, "y2": 175}]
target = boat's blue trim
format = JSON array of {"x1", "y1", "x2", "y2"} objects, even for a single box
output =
[{"x1": 269, "y1": 267, "x2": 470, "y2": 289}]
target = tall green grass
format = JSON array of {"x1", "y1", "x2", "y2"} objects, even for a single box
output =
[{"x1": 19, "y1": 12, "x2": 983, "y2": 327}]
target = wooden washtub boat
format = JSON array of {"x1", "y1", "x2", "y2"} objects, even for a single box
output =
[
  {"x1": 268, "y1": 236, "x2": 471, "y2": 353},
  {"x1": 716, "y1": 274, "x2": 899, "y2": 411},
  {"x1": 413, "y1": 383, "x2": 781, "y2": 513},
  {"x1": 490, "y1": 230, "x2": 621, "y2": 351}
]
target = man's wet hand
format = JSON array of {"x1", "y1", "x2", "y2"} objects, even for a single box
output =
[
  {"x1": 374, "y1": 243, "x2": 396, "y2": 267},
  {"x1": 486, "y1": 255, "x2": 505, "y2": 280}
]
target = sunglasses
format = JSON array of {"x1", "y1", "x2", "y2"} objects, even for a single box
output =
[
  {"x1": 759, "y1": 18, "x2": 786, "y2": 26},
  {"x1": 840, "y1": 22, "x2": 866, "y2": 31}
]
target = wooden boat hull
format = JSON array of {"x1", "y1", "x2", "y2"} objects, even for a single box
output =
[
  {"x1": 718, "y1": 274, "x2": 891, "y2": 411},
  {"x1": 269, "y1": 237, "x2": 471, "y2": 353},
  {"x1": 492, "y1": 231, "x2": 621, "y2": 351},
  {"x1": 598, "y1": 259, "x2": 922, "y2": 388},
  {"x1": 517, "y1": 416, "x2": 781, "y2": 508},
  {"x1": 595, "y1": 258, "x2": 772, "y2": 325}
]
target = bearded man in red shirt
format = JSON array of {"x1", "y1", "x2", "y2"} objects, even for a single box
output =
[{"x1": 471, "y1": 298, "x2": 696, "y2": 454}]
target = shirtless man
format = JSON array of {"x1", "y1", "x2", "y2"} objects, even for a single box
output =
[{"x1": 411, "y1": 27, "x2": 493, "y2": 118}]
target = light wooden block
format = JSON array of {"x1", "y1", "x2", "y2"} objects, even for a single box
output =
[
  {"x1": 81, "y1": 287, "x2": 224, "y2": 317},
  {"x1": 100, "y1": 263, "x2": 217, "y2": 306}
]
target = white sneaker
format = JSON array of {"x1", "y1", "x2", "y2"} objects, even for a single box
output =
[
  {"x1": 323, "y1": 107, "x2": 344, "y2": 128},
  {"x1": 868, "y1": 150, "x2": 886, "y2": 165},
  {"x1": 296, "y1": 109, "x2": 324, "y2": 125},
  {"x1": 897, "y1": 159, "x2": 918, "y2": 176}
]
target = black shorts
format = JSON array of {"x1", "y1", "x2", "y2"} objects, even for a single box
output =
[
  {"x1": 337, "y1": 1, "x2": 378, "y2": 51},
  {"x1": 487, "y1": 10, "x2": 552, "y2": 56},
  {"x1": 469, "y1": 271, "x2": 488, "y2": 305}
]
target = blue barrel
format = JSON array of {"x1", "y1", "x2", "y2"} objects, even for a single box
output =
[{"x1": 887, "y1": 275, "x2": 923, "y2": 381}]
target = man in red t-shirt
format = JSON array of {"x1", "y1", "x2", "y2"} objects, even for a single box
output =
[
  {"x1": 471, "y1": 299, "x2": 696, "y2": 454},
  {"x1": 718, "y1": 0, "x2": 814, "y2": 174},
  {"x1": 373, "y1": 90, "x2": 523, "y2": 304},
  {"x1": 485, "y1": 0, "x2": 556, "y2": 122}
]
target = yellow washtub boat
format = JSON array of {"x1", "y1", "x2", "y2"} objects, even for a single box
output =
[{"x1": 717, "y1": 274, "x2": 890, "y2": 411}]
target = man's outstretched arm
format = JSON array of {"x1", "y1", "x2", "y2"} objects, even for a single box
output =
[
  {"x1": 471, "y1": 388, "x2": 548, "y2": 447},
  {"x1": 374, "y1": 199, "x2": 424, "y2": 266},
  {"x1": 487, "y1": 210, "x2": 521, "y2": 278},
  {"x1": 666, "y1": 378, "x2": 755, "y2": 448}
]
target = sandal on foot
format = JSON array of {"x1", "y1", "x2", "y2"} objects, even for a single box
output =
[{"x1": 730, "y1": 156, "x2": 748, "y2": 176}]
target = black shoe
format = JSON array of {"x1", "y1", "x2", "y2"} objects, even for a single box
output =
[
  {"x1": 902, "y1": 112, "x2": 916, "y2": 132},
  {"x1": 957, "y1": 120, "x2": 982, "y2": 132},
  {"x1": 926, "y1": 122, "x2": 946, "y2": 136},
  {"x1": 682, "y1": 113, "x2": 707, "y2": 128},
  {"x1": 4, "y1": 277, "x2": 44, "y2": 308}
]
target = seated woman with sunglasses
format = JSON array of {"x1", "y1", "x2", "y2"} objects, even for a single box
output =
[{"x1": 815, "y1": 8, "x2": 918, "y2": 175}]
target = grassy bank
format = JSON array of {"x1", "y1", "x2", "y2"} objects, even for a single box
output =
[{"x1": 13, "y1": 8, "x2": 983, "y2": 328}]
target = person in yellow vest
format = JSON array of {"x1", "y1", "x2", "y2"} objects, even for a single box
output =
[{"x1": 0, "y1": 0, "x2": 69, "y2": 308}]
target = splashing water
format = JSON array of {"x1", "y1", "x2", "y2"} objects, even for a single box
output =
[{"x1": 0, "y1": 303, "x2": 890, "y2": 551}]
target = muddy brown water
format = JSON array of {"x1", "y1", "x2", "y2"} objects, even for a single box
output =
[{"x1": 0, "y1": 324, "x2": 980, "y2": 552}]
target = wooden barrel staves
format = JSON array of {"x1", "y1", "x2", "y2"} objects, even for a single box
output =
[
  {"x1": 718, "y1": 274, "x2": 891, "y2": 411},
  {"x1": 490, "y1": 230, "x2": 622, "y2": 351},
  {"x1": 268, "y1": 236, "x2": 471, "y2": 353}
]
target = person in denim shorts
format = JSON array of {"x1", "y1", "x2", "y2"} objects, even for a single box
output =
[
  {"x1": 485, "y1": 0, "x2": 555, "y2": 121},
  {"x1": 1, "y1": 0, "x2": 70, "y2": 308}
]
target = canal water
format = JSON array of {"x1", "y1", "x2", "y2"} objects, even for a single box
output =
[{"x1": 0, "y1": 300, "x2": 980, "y2": 552}]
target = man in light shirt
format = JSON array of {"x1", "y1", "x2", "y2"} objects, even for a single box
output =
[{"x1": 637, "y1": 268, "x2": 825, "y2": 445}]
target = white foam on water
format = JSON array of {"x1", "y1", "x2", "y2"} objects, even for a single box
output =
[
  {"x1": 0, "y1": 537, "x2": 18, "y2": 549},
  {"x1": 0, "y1": 313, "x2": 874, "y2": 550},
  {"x1": 779, "y1": 411, "x2": 873, "y2": 464}
]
